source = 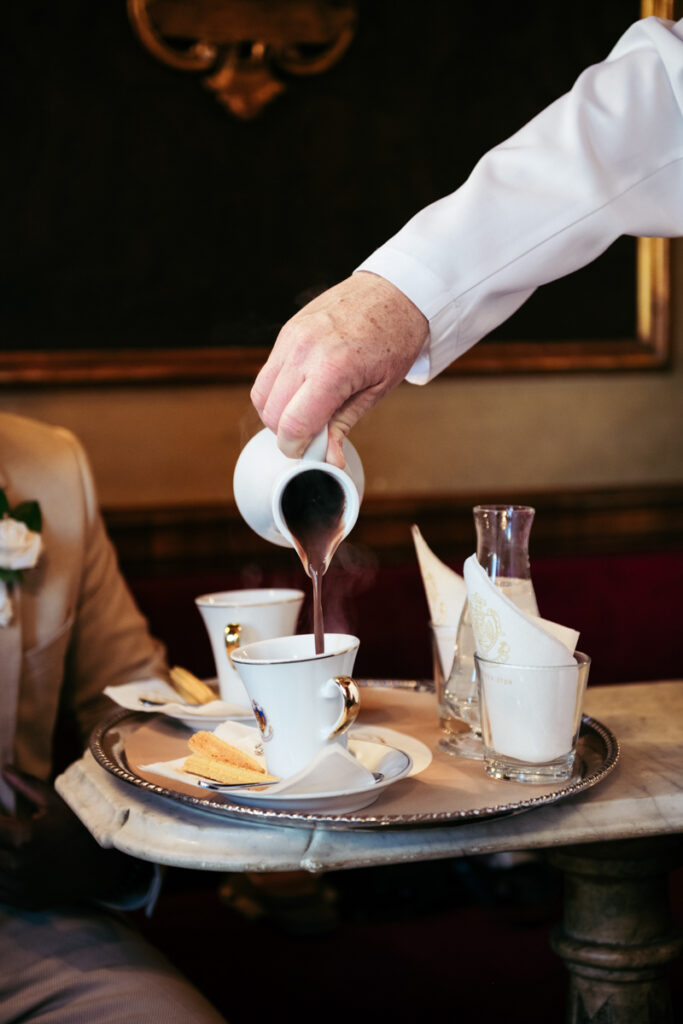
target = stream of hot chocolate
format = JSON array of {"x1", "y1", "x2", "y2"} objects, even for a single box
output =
[{"x1": 280, "y1": 469, "x2": 346, "y2": 654}]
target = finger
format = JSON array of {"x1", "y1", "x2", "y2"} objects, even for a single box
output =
[
  {"x1": 250, "y1": 350, "x2": 285, "y2": 420},
  {"x1": 259, "y1": 367, "x2": 308, "y2": 452},
  {"x1": 326, "y1": 374, "x2": 399, "y2": 464},
  {"x1": 324, "y1": 427, "x2": 346, "y2": 469},
  {"x1": 1, "y1": 766, "x2": 47, "y2": 811},
  {"x1": 251, "y1": 311, "x2": 310, "y2": 424},
  {"x1": 275, "y1": 373, "x2": 356, "y2": 460}
]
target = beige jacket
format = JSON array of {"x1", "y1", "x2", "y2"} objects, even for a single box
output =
[{"x1": 0, "y1": 412, "x2": 166, "y2": 808}]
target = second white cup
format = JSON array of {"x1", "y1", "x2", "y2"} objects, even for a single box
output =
[
  {"x1": 231, "y1": 633, "x2": 361, "y2": 778},
  {"x1": 195, "y1": 588, "x2": 304, "y2": 707}
]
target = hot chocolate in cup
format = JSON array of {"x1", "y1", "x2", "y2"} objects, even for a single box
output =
[
  {"x1": 195, "y1": 588, "x2": 304, "y2": 707},
  {"x1": 231, "y1": 633, "x2": 361, "y2": 779}
]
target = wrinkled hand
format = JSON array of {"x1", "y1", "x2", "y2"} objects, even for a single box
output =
[
  {"x1": 0, "y1": 766, "x2": 131, "y2": 909},
  {"x1": 251, "y1": 272, "x2": 428, "y2": 467}
]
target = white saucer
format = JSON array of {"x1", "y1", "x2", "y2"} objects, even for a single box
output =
[
  {"x1": 221, "y1": 726, "x2": 431, "y2": 814},
  {"x1": 104, "y1": 678, "x2": 254, "y2": 730}
]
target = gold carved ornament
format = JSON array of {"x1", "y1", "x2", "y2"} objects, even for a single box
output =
[{"x1": 127, "y1": 0, "x2": 358, "y2": 119}]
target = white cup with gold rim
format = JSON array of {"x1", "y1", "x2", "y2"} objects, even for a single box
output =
[
  {"x1": 231, "y1": 632, "x2": 360, "y2": 778},
  {"x1": 195, "y1": 588, "x2": 305, "y2": 707}
]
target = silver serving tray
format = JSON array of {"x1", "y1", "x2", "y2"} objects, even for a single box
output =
[{"x1": 90, "y1": 681, "x2": 619, "y2": 831}]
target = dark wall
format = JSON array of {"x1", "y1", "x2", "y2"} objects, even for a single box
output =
[{"x1": 3, "y1": 0, "x2": 638, "y2": 353}]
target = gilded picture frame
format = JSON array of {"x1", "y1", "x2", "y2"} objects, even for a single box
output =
[{"x1": 0, "y1": 0, "x2": 674, "y2": 384}]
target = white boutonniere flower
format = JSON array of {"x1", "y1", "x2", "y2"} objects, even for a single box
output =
[{"x1": 0, "y1": 489, "x2": 43, "y2": 627}]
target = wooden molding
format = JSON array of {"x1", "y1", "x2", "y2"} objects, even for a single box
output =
[
  {"x1": 0, "y1": 6, "x2": 673, "y2": 387},
  {"x1": 0, "y1": 240, "x2": 671, "y2": 385}
]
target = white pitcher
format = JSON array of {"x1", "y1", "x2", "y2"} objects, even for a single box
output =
[{"x1": 233, "y1": 427, "x2": 364, "y2": 549}]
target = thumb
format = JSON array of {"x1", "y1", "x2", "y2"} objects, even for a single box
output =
[{"x1": 325, "y1": 381, "x2": 394, "y2": 467}]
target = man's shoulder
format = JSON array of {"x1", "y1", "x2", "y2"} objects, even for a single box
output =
[
  {"x1": 0, "y1": 413, "x2": 91, "y2": 501},
  {"x1": 0, "y1": 412, "x2": 82, "y2": 460}
]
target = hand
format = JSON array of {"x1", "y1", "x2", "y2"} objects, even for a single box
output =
[
  {"x1": 251, "y1": 272, "x2": 428, "y2": 467},
  {"x1": 0, "y1": 766, "x2": 135, "y2": 909}
]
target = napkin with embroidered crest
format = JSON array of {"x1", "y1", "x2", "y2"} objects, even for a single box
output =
[
  {"x1": 141, "y1": 720, "x2": 389, "y2": 795},
  {"x1": 463, "y1": 553, "x2": 579, "y2": 664},
  {"x1": 412, "y1": 524, "x2": 467, "y2": 678}
]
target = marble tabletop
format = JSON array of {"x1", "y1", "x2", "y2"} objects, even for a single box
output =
[{"x1": 56, "y1": 680, "x2": 683, "y2": 873}]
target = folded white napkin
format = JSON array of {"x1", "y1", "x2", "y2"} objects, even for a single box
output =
[
  {"x1": 463, "y1": 553, "x2": 583, "y2": 763},
  {"x1": 412, "y1": 525, "x2": 467, "y2": 628},
  {"x1": 463, "y1": 554, "x2": 578, "y2": 665},
  {"x1": 104, "y1": 679, "x2": 248, "y2": 720},
  {"x1": 141, "y1": 720, "x2": 380, "y2": 796},
  {"x1": 430, "y1": 623, "x2": 459, "y2": 683}
]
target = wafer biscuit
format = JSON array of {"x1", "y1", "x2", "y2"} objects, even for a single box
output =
[
  {"x1": 187, "y1": 730, "x2": 264, "y2": 774},
  {"x1": 183, "y1": 753, "x2": 277, "y2": 786},
  {"x1": 169, "y1": 666, "x2": 216, "y2": 705}
]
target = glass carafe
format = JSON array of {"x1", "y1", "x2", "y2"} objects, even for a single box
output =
[{"x1": 440, "y1": 504, "x2": 538, "y2": 758}]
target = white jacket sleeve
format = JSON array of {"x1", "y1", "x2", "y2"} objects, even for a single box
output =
[{"x1": 356, "y1": 16, "x2": 683, "y2": 383}]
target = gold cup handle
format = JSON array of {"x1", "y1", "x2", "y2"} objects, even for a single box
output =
[
  {"x1": 328, "y1": 675, "x2": 361, "y2": 738},
  {"x1": 224, "y1": 623, "x2": 242, "y2": 666}
]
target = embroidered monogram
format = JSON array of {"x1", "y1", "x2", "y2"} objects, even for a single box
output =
[{"x1": 470, "y1": 593, "x2": 510, "y2": 662}]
